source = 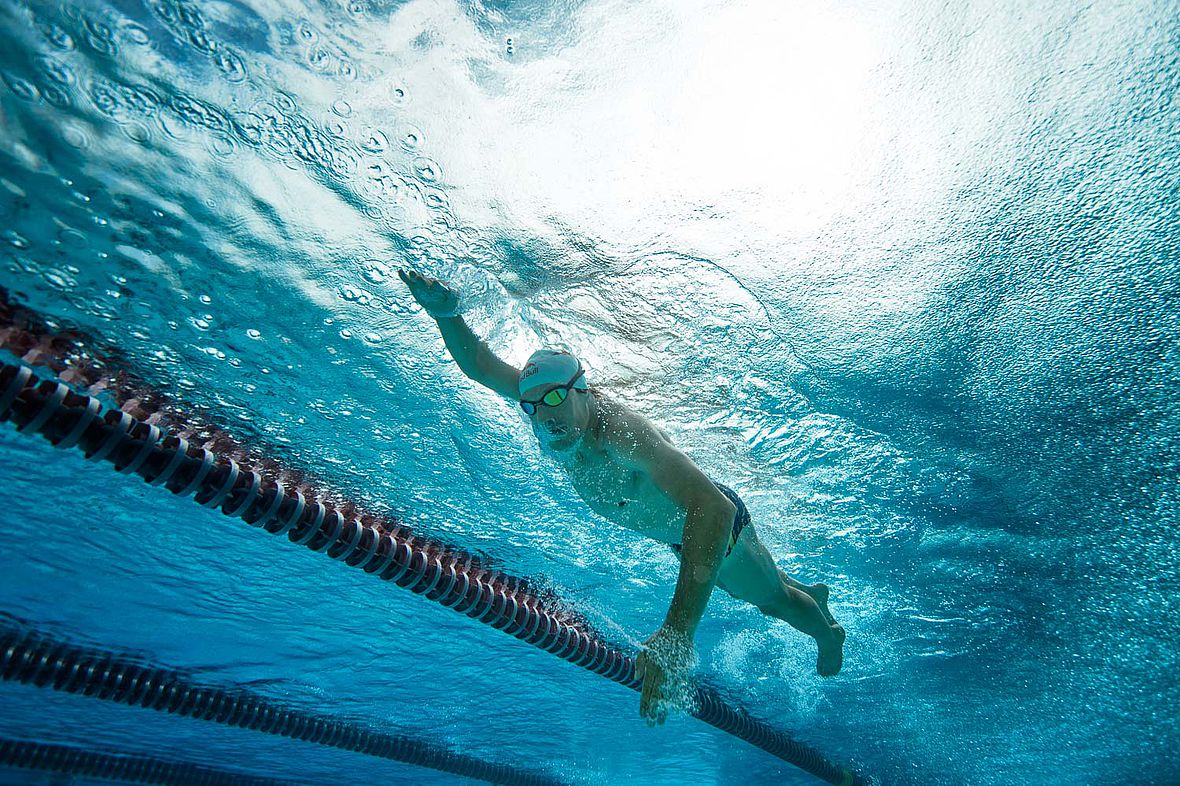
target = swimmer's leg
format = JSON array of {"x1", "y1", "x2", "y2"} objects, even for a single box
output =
[{"x1": 716, "y1": 529, "x2": 844, "y2": 677}]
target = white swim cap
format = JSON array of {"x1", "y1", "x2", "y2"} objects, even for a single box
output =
[{"x1": 518, "y1": 349, "x2": 587, "y2": 397}]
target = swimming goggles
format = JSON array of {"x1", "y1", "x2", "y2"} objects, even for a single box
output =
[{"x1": 519, "y1": 367, "x2": 585, "y2": 415}]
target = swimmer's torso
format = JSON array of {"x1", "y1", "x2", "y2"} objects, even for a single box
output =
[{"x1": 555, "y1": 398, "x2": 685, "y2": 543}]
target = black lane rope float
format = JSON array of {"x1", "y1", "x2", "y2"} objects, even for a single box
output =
[
  {"x1": 0, "y1": 737, "x2": 297, "y2": 786},
  {"x1": 0, "y1": 347, "x2": 867, "y2": 786},
  {"x1": 0, "y1": 625, "x2": 565, "y2": 786}
]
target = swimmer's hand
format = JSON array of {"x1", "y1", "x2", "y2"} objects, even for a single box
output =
[
  {"x1": 636, "y1": 625, "x2": 694, "y2": 726},
  {"x1": 398, "y1": 268, "x2": 460, "y2": 318}
]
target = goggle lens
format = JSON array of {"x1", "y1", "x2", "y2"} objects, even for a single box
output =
[{"x1": 541, "y1": 388, "x2": 568, "y2": 407}]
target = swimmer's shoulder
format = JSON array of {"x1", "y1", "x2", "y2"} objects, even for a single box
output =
[{"x1": 595, "y1": 393, "x2": 676, "y2": 458}]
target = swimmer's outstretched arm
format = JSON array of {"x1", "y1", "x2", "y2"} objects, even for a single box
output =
[{"x1": 399, "y1": 269, "x2": 521, "y2": 399}]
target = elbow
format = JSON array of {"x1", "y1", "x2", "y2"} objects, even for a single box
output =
[
  {"x1": 705, "y1": 494, "x2": 737, "y2": 531},
  {"x1": 689, "y1": 495, "x2": 736, "y2": 544}
]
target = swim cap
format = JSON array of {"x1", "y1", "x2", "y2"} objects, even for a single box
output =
[{"x1": 518, "y1": 349, "x2": 587, "y2": 397}]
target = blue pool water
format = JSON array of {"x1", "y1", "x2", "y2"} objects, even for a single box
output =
[{"x1": 1, "y1": 0, "x2": 1178, "y2": 784}]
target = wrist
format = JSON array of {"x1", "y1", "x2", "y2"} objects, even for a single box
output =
[{"x1": 659, "y1": 621, "x2": 696, "y2": 641}]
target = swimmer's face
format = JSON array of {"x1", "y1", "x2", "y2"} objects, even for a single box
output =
[{"x1": 521, "y1": 382, "x2": 592, "y2": 452}]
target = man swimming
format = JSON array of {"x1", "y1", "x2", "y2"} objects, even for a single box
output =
[{"x1": 399, "y1": 269, "x2": 845, "y2": 724}]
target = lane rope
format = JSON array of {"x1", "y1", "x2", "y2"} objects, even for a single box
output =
[{"x1": 0, "y1": 623, "x2": 566, "y2": 786}]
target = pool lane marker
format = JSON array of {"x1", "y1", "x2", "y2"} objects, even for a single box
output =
[
  {"x1": 0, "y1": 736, "x2": 298, "y2": 786},
  {"x1": 0, "y1": 623, "x2": 564, "y2": 786},
  {"x1": 0, "y1": 359, "x2": 869, "y2": 786}
]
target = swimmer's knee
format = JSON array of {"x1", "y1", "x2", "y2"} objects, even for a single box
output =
[{"x1": 716, "y1": 579, "x2": 741, "y2": 600}]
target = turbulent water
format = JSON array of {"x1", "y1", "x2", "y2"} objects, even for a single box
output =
[{"x1": 0, "y1": 0, "x2": 1177, "y2": 784}]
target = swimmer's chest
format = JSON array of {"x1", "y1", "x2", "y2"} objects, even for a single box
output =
[{"x1": 562, "y1": 449, "x2": 682, "y2": 541}]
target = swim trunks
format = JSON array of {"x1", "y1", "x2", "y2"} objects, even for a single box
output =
[{"x1": 670, "y1": 481, "x2": 749, "y2": 559}]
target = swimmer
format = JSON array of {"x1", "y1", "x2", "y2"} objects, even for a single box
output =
[{"x1": 399, "y1": 269, "x2": 845, "y2": 725}]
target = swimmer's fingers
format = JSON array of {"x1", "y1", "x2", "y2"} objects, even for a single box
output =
[
  {"x1": 636, "y1": 653, "x2": 651, "y2": 721},
  {"x1": 637, "y1": 655, "x2": 665, "y2": 727},
  {"x1": 398, "y1": 269, "x2": 458, "y2": 317},
  {"x1": 398, "y1": 268, "x2": 429, "y2": 288}
]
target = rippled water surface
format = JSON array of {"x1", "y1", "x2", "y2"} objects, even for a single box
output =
[{"x1": 0, "y1": 0, "x2": 1178, "y2": 784}]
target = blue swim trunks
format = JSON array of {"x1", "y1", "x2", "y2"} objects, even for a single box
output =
[{"x1": 670, "y1": 481, "x2": 749, "y2": 559}]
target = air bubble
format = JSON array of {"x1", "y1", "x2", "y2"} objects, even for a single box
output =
[
  {"x1": 331, "y1": 99, "x2": 352, "y2": 117},
  {"x1": 158, "y1": 113, "x2": 193, "y2": 141},
  {"x1": 209, "y1": 135, "x2": 236, "y2": 158},
  {"x1": 61, "y1": 121, "x2": 88, "y2": 149},
  {"x1": 216, "y1": 49, "x2": 247, "y2": 82},
  {"x1": 88, "y1": 82, "x2": 121, "y2": 116},
  {"x1": 340, "y1": 328, "x2": 352, "y2": 339},
  {"x1": 122, "y1": 23, "x2": 151, "y2": 45},
  {"x1": 42, "y1": 24, "x2": 76, "y2": 51},
  {"x1": 272, "y1": 92, "x2": 296, "y2": 113},
  {"x1": 44, "y1": 269, "x2": 75, "y2": 289},
  {"x1": 329, "y1": 150, "x2": 357, "y2": 178},
  {"x1": 84, "y1": 18, "x2": 117, "y2": 56},
  {"x1": 62, "y1": 124, "x2": 89, "y2": 148},
  {"x1": 37, "y1": 56, "x2": 75, "y2": 86},
  {"x1": 246, "y1": 328, "x2": 261, "y2": 339},
  {"x1": 400, "y1": 125, "x2": 423, "y2": 150},
  {"x1": 413, "y1": 157, "x2": 440, "y2": 182},
  {"x1": 192, "y1": 317, "x2": 210, "y2": 330},
  {"x1": 4, "y1": 230, "x2": 30, "y2": 249},
  {"x1": 362, "y1": 129, "x2": 388, "y2": 153},
  {"x1": 200, "y1": 294, "x2": 212, "y2": 304},
  {"x1": 57, "y1": 229, "x2": 88, "y2": 248},
  {"x1": 308, "y1": 46, "x2": 332, "y2": 72},
  {"x1": 187, "y1": 28, "x2": 214, "y2": 54},
  {"x1": 363, "y1": 332, "x2": 382, "y2": 344},
  {"x1": 123, "y1": 122, "x2": 152, "y2": 145},
  {"x1": 362, "y1": 260, "x2": 390, "y2": 284},
  {"x1": 40, "y1": 83, "x2": 71, "y2": 108},
  {"x1": 3, "y1": 74, "x2": 39, "y2": 102}
]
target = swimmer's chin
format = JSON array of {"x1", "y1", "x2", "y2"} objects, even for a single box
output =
[{"x1": 537, "y1": 430, "x2": 580, "y2": 454}]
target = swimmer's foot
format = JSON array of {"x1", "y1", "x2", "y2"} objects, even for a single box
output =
[
  {"x1": 816, "y1": 624, "x2": 845, "y2": 677},
  {"x1": 803, "y1": 583, "x2": 838, "y2": 627}
]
